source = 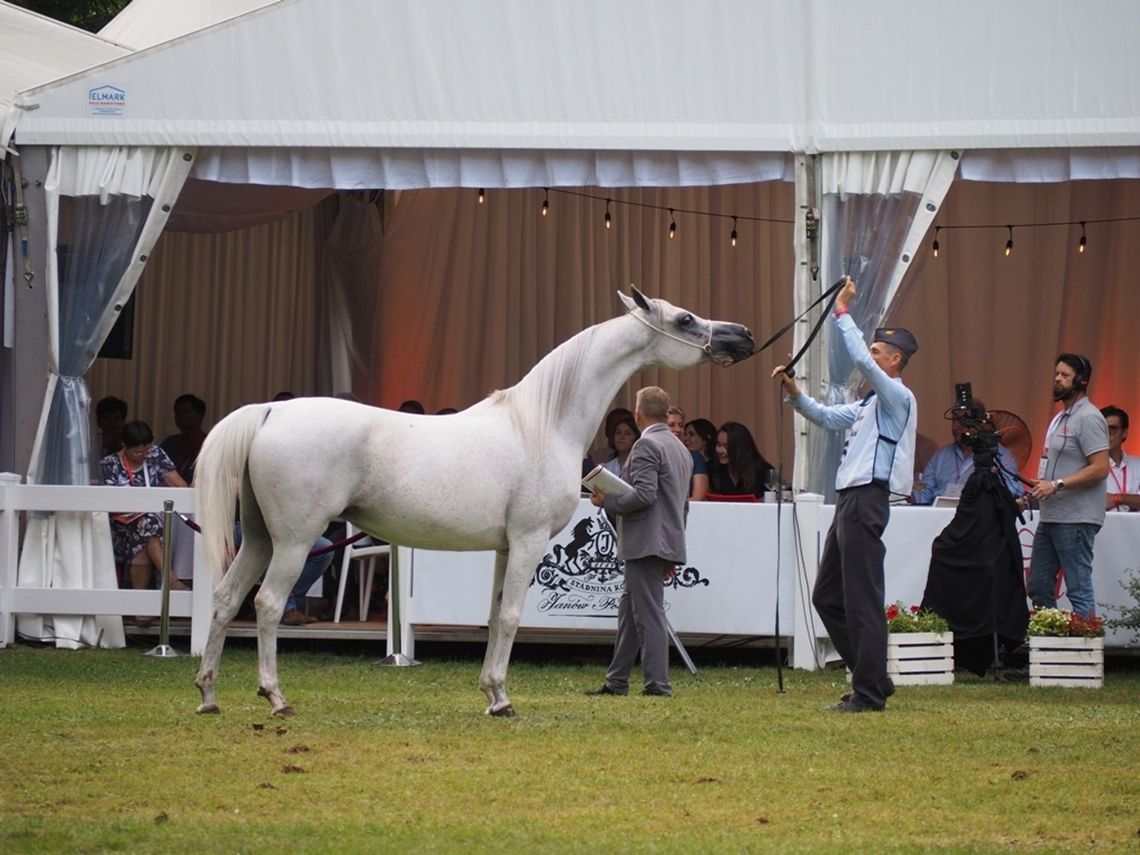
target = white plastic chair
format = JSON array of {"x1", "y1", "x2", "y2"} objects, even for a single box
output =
[{"x1": 334, "y1": 522, "x2": 390, "y2": 623}]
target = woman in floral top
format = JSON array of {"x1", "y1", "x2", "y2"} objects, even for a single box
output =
[{"x1": 101, "y1": 420, "x2": 189, "y2": 602}]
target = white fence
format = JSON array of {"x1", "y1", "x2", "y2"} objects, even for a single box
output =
[
  {"x1": 0, "y1": 474, "x2": 210, "y2": 652},
  {"x1": 2, "y1": 475, "x2": 1137, "y2": 660}
]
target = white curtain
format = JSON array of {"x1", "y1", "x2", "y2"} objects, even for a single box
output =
[
  {"x1": 316, "y1": 193, "x2": 385, "y2": 397},
  {"x1": 17, "y1": 145, "x2": 194, "y2": 649},
  {"x1": 796, "y1": 151, "x2": 960, "y2": 499}
]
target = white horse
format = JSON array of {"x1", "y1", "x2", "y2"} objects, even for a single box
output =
[{"x1": 192, "y1": 287, "x2": 755, "y2": 717}]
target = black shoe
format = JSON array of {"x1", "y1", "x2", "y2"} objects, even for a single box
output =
[
  {"x1": 823, "y1": 698, "x2": 883, "y2": 713},
  {"x1": 585, "y1": 684, "x2": 626, "y2": 696},
  {"x1": 640, "y1": 687, "x2": 672, "y2": 697},
  {"x1": 841, "y1": 678, "x2": 895, "y2": 704}
]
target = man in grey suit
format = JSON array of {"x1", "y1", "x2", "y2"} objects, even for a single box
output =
[{"x1": 586, "y1": 386, "x2": 693, "y2": 697}]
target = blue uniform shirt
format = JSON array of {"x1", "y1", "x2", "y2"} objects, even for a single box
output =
[{"x1": 790, "y1": 313, "x2": 918, "y2": 496}]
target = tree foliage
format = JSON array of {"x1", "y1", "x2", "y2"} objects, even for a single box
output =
[{"x1": 10, "y1": 0, "x2": 131, "y2": 34}]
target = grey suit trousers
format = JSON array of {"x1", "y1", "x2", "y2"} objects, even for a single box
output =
[{"x1": 604, "y1": 555, "x2": 672, "y2": 695}]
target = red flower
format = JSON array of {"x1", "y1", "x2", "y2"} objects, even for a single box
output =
[
  {"x1": 885, "y1": 604, "x2": 901, "y2": 620},
  {"x1": 909, "y1": 605, "x2": 922, "y2": 615}
]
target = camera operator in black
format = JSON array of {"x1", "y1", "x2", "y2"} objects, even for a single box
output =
[{"x1": 921, "y1": 384, "x2": 1030, "y2": 674}]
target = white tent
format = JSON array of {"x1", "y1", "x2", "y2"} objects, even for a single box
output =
[
  {"x1": 0, "y1": 1, "x2": 129, "y2": 156},
  {"x1": 3, "y1": 0, "x2": 1140, "y2": 646}
]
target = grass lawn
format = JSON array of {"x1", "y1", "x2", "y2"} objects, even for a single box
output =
[{"x1": 0, "y1": 641, "x2": 1137, "y2": 853}]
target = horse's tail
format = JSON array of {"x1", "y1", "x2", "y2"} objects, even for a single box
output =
[{"x1": 194, "y1": 403, "x2": 271, "y2": 584}]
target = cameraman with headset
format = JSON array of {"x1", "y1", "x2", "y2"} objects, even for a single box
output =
[{"x1": 1025, "y1": 354, "x2": 1109, "y2": 619}]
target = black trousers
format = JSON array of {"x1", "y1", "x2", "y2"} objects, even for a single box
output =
[{"x1": 813, "y1": 482, "x2": 891, "y2": 709}]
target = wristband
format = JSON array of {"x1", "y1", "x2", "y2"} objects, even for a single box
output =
[{"x1": 834, "y1": 305, "x2": 849, "y2": 318}]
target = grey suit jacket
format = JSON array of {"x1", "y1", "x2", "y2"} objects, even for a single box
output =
[{"x1": 603, "y1": 422, "x2": 693, "y2": 563}]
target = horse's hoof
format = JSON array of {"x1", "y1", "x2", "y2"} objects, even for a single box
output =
[
  {"x1": 488, "y1": 703, "x2": 516, "y2": 718},
  {"x1": 195, "y1": 703, "x2": 221, "y2": 715},
  {"x1": 273, "y1": 705, "x2": 295, "y2": 718}
]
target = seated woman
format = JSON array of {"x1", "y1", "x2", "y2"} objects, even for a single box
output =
[
  {"x1": 683, "y1": 418, "x2": 717, "y2": 466},
  {"x1": 101, "y1": 420, "x2": 189, "y2": 614},
  {"x1": 666, "y1": 406, "x2": 709, "y2": 501},
  {"x1": 709, "y1": 421, "x2": 775, "y2": 500},
  {"x1": 601, "y1": 413, "x2": 640, "y2": 477}
]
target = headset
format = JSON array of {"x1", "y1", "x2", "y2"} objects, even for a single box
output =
[
  {"x1": 1056, "y1": 353, "x2": 1092, "y2": 391},
  {"x1": 1074, "y1": 354, "x2": 1092, "y2": 389}
]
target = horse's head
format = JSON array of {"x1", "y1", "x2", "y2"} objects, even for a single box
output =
[{"x1": 618, "y1": 285, "x2": 755, "y2": 368}]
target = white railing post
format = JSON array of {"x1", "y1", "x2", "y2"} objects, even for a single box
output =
[
  {"x1": 791, "y1": 492, "x2": 826, "y2": 670},
  {"x1": 0, "y1": 472, "x2": 23, "y2": 647}
]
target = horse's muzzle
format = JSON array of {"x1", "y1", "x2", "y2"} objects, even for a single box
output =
[{"x1": 709, "y1": 323, "x2": 756, "y2": 367}]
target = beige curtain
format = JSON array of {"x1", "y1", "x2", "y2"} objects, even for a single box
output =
[
  {"x1": 87, "y1": 202, "x2": 325, "y2": 439},
  {"x1": 84, "y1": 177, "x2": 1140, "y2": 481},
  {"x1": 891, "y1": 178, "x2": 1140, "y2": 475},
  {"x1": 367, "y1": 184, "x2": 798, "y2": 461}
]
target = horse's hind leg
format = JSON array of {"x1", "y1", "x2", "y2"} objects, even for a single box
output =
[
  {"x1": 195, "y1": 535, "x2": 270, "y2": 714},
  {"x1": 480, "y1": 536, "x2": 546, "y2": 717},
  {"x1": 253, "y1": 543, "x2": 310, "y2": 717}
]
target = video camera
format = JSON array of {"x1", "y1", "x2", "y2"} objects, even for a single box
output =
[{"x1": 951, "y1": 382, "x2": 1001, "y2": 470}]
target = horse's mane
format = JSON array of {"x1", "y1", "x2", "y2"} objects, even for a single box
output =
[{"x1": 489, "y1": 322, "x2": 609, "y2": 459}]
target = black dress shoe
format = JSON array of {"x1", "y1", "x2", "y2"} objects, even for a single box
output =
[
  {"x1": 841, "y1": 677, "x2": 895, "y2": 704},
  {"x1": 640, "y1": 686, "x2": 672, "y2": 697},
  {"x1": 823, "y1": 698, "x2": 883, "y2": 713},
  {"x1": 585, "y1": 684, "x2": 626, "y2": 696}
]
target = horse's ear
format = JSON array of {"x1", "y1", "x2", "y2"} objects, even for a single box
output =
[{"x1": 625, "y1": 284, "x2": 652, "y2": 313}]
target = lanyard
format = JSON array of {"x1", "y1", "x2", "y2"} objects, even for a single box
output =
[
  {"x1": 120, "y1": 452, "x2": 151, "y2": 487},
  {"x1": 1110, "y1": 461, "x2": 1127, "y2": 493},
  {"x1": 1043, "y1": 407, "x2": 1072, "y2": 455}
]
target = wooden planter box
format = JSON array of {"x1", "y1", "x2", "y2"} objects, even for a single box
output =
[
  {"x1": 848, "y1": 632, "x2": 954, "y2": 686},
  {"x1": 1029, "y1": 636, "x2": 1104, "y2": 688},
  {"x1": 888, "y1": 631, "x2": 954, "y2": 685}
]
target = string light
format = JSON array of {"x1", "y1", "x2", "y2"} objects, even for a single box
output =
[
  {"x1": 668, "y1": 209, "x2": 677, "y2": 240},
  {"x1": 604, "y1": 199, "x2": 612, "y2": 229},
  {"x1": 930, "y1": 214, "x2": 1140, "y2": 257},
  {"x1": 730, "y1": 216, "x2": 738, "y2": 247},
  {"x1": 477, "y1": 188, "x2": 485, "y2": 204},
  {"x1": 540, "y1": 188, "x2": 549, "y2": 216}
]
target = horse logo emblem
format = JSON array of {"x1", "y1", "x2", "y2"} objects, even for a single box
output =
[{"x1": 531, "y1": 513, "x2": 709, "y2": 616}]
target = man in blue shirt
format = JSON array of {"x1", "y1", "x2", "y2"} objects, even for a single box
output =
[{"x1": 774, "y1": 277, "x2": 918, "y2": 712}]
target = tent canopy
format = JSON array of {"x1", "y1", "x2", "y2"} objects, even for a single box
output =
[
  {"x1": 0, "y1": 1, "x2": 129, "y2": 153},
  {"x1": 12, "y1": 0, "x2": 1140, "y2": 156}
]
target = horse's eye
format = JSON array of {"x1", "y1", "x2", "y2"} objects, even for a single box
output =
[{"x1": 679, "y1": 313, "x2": 694, "y2": 327}]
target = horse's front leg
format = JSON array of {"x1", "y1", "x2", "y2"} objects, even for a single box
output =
[{"x1": 480, "y1": 535, "x2": 545, "y2": 717}]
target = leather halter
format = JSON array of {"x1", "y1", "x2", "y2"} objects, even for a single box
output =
[{"x1": 627, "y1": 308, "x2": 735, "y2": 366}]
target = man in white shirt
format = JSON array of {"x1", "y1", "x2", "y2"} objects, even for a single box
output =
[
  {"x1": 1102, "y1": 405, "x2": 1140, "y2": 512},
  {"x1": 773, "y1": 277, "x2": 918, "y2": 713}
]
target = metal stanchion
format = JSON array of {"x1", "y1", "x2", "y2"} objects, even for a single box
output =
[
  {"x1": 144, "y1": 499, "x2": 183, "y2": 658},
  {"x1": 376, "y1": 545, "x2": 420, "y2": 667}
]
